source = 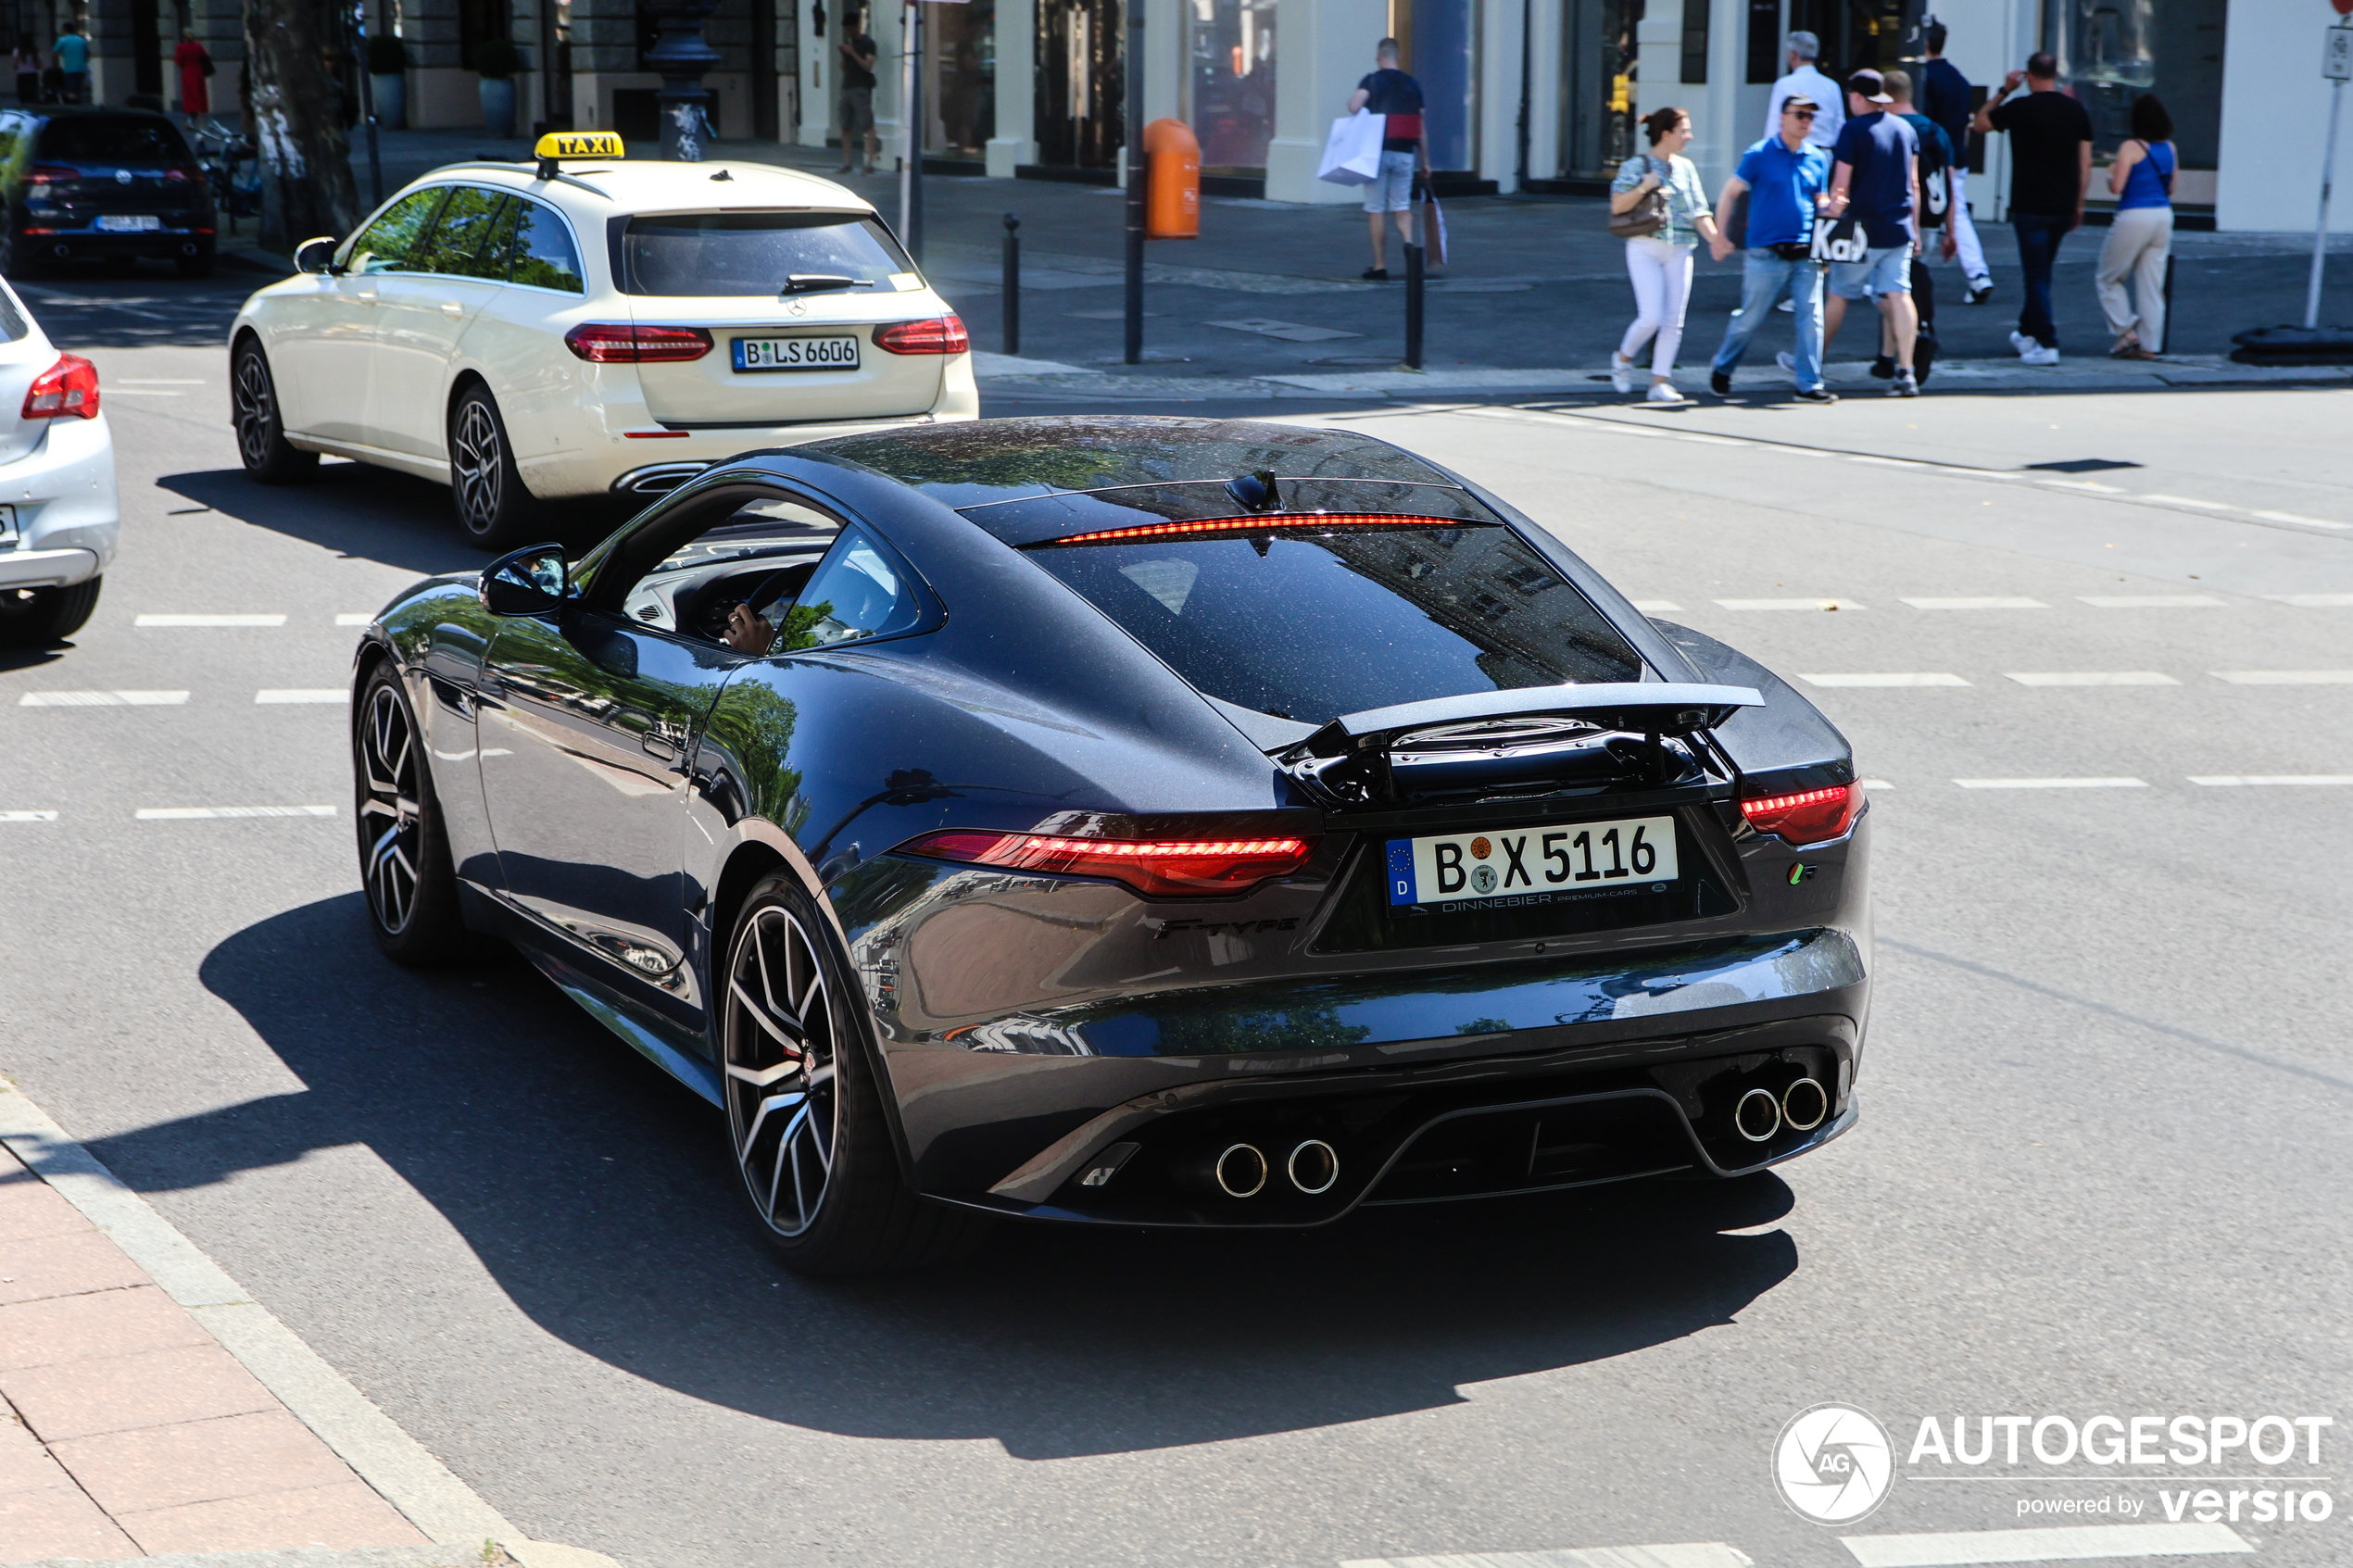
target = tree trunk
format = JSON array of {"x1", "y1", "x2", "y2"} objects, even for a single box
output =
[{"x1": 245, "y1": 0, "x2": 360, "y2": 251}]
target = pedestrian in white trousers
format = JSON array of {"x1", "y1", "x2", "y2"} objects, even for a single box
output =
[
  {"x1": 1947, "y1": 167, "x2": 1989, "y2": 285},
  {"x1": 1607, "y1": 107, "x2": 1722, "y2": 403},
  {"x1": 2095, "y1": 95, "x2": 2177, "y2": 358}
]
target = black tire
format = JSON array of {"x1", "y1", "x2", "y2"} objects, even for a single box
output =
[
  {"x1": 175, "y1": 245, "x2": 215, "y2": 280},
  {"x1": 447, "y1": 384, "x2": 537, "y2": 551},
  {"x1": 353, "y1": 663, "x2": 471, "y2": 964},
  {"x1": 232, "y1": 339, "x2": 319, "y2": 484},
  {"x1": 722, "y1": 872, "x2": 991, "y2": 1273},
  {"x1": 0, "y1": 575, "x2": 100, "y2": 646}
]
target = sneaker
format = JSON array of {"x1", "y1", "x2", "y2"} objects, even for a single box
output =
[
  {"x1": 1775, "y1": 298, "x2": 1795, "y2": 313},
  {"x1": 1362, "y1": 267, "x2": 1390, "y2": 281},
  {"x1": 1775, "y1": 350, "x2": 1798, "y2": 377},
  {"x1": 1965, "y1": 277, "x2": 1994, "y2": 305},
  {"x1": 2008, "y1": 330, "x2": 2036, "y2": 358},
  {"x1": 1610, "y1": 353, "x2": 1635, "y2": 395},
  {"x1": 1646, "y1": 381, "x2": 1685, "y2": 404},
  {"x1": 2020, "y1": 345, "x2": 2061, "y2": 366},
  {"x1": 1869, "y1": 354, "x2": 1895, "y2": 380},
  {"x1": 1793, "y1": 387, "x2": 1838, "y2": 404},
  {"x1": 1890, "y1": 368, "x2": 1919, "y2": 397},
  {"x1": 1710, "y1": 370, "x2": 1732, "y2": 396}
]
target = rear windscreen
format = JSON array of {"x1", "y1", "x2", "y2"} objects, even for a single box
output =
[
  {"x1": 38, "y1": 118, "x2": 191, "y2": 163},
  {"x1": 623, "y1": 213, "x2": 912, "y2": 296},
  {"x1": 1025, "y1": 523, "x2": 1645, "y2": 727}
]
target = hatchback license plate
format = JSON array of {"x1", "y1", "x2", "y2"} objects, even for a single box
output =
[
  {"x1": 95, "y1": 215, "x2": 161, "y2": 232},
  {"x1": 733, "y1": 335, "x2": 860, "y2": 371},
  {"x1": 1386, "y1": 816, "x2": 1679, "y2": 908}
]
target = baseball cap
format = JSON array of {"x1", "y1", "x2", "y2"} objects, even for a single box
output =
[{"x1": 1846, "y1": 69, "x2": 1894, "y2": 104}]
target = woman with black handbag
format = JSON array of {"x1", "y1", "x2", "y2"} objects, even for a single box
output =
[{"x1": 1608, "y1": 107, "x2": 1722, "y2": 403}]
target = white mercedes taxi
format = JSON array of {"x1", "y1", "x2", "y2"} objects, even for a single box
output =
[{"x1": 226, "y1": 132, "x2": 976, "y2": 548}]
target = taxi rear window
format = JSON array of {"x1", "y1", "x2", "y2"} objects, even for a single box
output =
[{"x1": 617, "y1": 213, "x2": 913, "y2": 296}]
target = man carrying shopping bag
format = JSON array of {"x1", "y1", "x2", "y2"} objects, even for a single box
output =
[{"x1": 1346, "y1": 38, "x2": 1428, "y2": 279}]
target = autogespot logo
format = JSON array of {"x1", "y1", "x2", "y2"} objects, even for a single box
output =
[{"x1": 1776, "y1": 1404, "x2": 1896, "y2": 1524}]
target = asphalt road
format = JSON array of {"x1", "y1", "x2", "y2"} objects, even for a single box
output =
[{"x1": 3, "y1": 262, "x2": 2349, "y2": 1568}]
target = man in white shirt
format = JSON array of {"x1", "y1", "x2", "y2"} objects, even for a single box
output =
[{"x1": 1766, "y1": 31, "x2": 1844, "y2": 150}]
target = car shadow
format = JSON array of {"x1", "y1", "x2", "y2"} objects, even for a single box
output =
[{"x1": 91, "y1": 893, "x2": 1804, "y2": 1461}]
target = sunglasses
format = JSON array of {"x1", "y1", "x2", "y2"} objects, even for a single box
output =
[{"x1": 1787, "y1": 109, "x2": 1818, "y2": 119}]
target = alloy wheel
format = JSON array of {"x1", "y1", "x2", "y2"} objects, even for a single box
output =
[
  {"x1": 356, "y1": 684, "x2": 422, "y2": 935},
  {"x1": 233, "y1": 350, "x2": 277, "y2": 469},
  {"x1": 724, "y1": 907, "x2": 841, "y2": 1237},
  {"x1": 451, "y1": 400, "x2": 504, "y2": 535}
]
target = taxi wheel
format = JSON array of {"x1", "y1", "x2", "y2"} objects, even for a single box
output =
[
  {"x1": 448, "y1": 386, "x2": 536, "y2": 552},
  {"x1": 232, "y1": 341, "x2": 318, "y2": 484},
  {"x1": 0, "y1": 576, "x2": 101, "y2": 646}
]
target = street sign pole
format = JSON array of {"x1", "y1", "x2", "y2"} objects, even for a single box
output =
[
  {"x1": 1123, "y1": 0, "x2": 1146, "y2": 364},
  {"x1": 900, "y1": 0, "x2": 924, "y2": 262},
  {"x1": 2310, "y1": 20, "x2": 2353, "y2": 329}
]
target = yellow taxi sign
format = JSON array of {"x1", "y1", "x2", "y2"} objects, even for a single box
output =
[{"x1": 535, "y1": 131, "x2": 623, "y2": 162}]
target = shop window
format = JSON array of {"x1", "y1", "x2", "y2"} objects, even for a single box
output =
[
  {"x1": 1189, "y1": 0, "x2": 1277, "y2": 171},
  {"x1": 1038, "y1": 0, "x2": 1121, "y2": 168},
  {"x1": 927, "y1": 0, "x2": 996, "y2": 158},
  {"x1": 1390, "y1": 0, "x2": 1477, "y2": 173},
  {"x1": 2047, "y1": 0, "x2": 2224, "y2": 169},
  {"x1": 1559, "y1": 0, "x2": 1641, "y2": 179}
]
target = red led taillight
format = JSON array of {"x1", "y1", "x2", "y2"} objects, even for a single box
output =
[
  {"x1": 22, "y1": 354, "x2": 99, "y2": 420},
  {"x1": 874, "y1": 315, "x2": 969, "y2": 355},
  {"x1": 26, "y1": 165, "x2": 76, "y2": 187},
  {"x1": 1740, "y1": 783, "x2": 1861, "y2": 847},
  {"x1": 898, "y1": 829, "x2": 1315, "y2": 897},
  {"x1": 562, "y1": 322, "x2": 712, "y2": 362},
  {"x1": 1047, "y1": 512, "x2": 1464, "y2": 547}
]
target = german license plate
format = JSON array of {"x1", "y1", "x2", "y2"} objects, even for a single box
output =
[
  {"x1": 732, "y1": 335, "x2": 860, "y2": 371},
  {"x1": 94, "y1": 215, "x2": 160, "y2": 232},
  {"x1": 1386, "y1": 815, "x2": 1679, "y2": 908}
]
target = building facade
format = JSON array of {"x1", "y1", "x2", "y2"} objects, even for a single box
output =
[{"x1": 18, "y1": 0, "x2": 2347, "y2": 234}]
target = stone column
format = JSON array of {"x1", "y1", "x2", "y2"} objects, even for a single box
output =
[
  {"x1": 1263, "y1": 0, "x2": 1382, "y2": 205},
  {"x1": 985, "y1": 0, "x2": 1033, "y2": 173},
  {"x1": 82, "y1": 0, "x2": 133, "y2": 107}
]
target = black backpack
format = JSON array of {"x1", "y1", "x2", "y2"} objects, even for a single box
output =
[{"x1": 1912, "y1": 118, "x2": 1952, "y2": 231}]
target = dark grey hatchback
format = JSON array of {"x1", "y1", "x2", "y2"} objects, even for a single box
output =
[
  {"x1": 0, "y1": 107, "x2": 215, "y2": 276},
  {"x1": 351, "y1": 417, "x2": 1873, "y2": 1273}
]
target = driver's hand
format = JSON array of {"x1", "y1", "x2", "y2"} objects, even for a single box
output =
[{"x1": 723, "y1": 602, "x2": 773, "y2": 654}]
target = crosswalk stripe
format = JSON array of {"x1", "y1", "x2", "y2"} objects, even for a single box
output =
[
  {"x1": 1801, "y1": 673, "x2": 1969, "y2": 687},
  {"x1": 2188, "y1": 774, "x2": 2353, "y2": 786},
  {"x1": 134, "y1": 806, "x2": 337, "y2": 820},
  {"x1": 0, "y1": 809, "x2": 58, "y2": 822},
  {"x1": 1838, "y1": 1520, "x2": 2251, "y2": 1565},
  {"x1": 1715, "y1": 597, "x2": 1860, "y2": 610},
  {"x1": 2076, "y1": 596, "x2": 2225, "y2": 609},
  {"x1": 19, "y1": 690, "x2": 189, "y2": 706},
  {"x1": 134, "y1": 613, "x2": 289, "y2": 627},
  {"x1": 2005, "y1": 672, "x2": 2179, "y2": 686}
]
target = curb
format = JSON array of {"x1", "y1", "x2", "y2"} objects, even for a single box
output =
[{"x1": 0, "y1": 1079, "x2": 620, "y2": 1568}]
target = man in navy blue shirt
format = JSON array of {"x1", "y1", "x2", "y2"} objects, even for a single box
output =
[
  {"x1": 1919, "y1": 21, "x2": 1992, "y2": 300},
  {"x1": 1346, "y1": 40, "x2": 1428, "y2": 280},
  {"x1": 1827, "y1": 69, "x2": 1922, "y2": 396},
  {"x1": 1707, "y1": 96, "x2": 1835, "y2": 403}
]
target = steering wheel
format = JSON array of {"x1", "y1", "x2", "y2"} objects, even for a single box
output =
[{"x1": 689, "y1": 565, "x2": 811, "y2": 644}]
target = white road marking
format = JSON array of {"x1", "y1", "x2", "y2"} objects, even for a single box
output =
[
  {"x1": 335, "y1": 612, "x2": 374, "y2": 626},
  {"x1": 2076, "y1": 596, "x2": 2226, "y2": 609},
  {"x1": 2005, "y1": 671, "x2": 2180, "y2": 686},
  {"x1": 256, "y1": 689, "x2": 347, "y2": 704},
  {"x1": 2189, "y1": 774, "x2": 2353, "y2": 786},
  {"x1": 134, "y1": 613, "x2": 288, "y2": 627},
  {"x1": 104, "y1": 387, "x2": 186, "y2": 396},
  {"x1": 2268, "y1": 593, "x2": 2353, "y2": 606},
  {"x1": 135, "y1": 805, "x2": 336, "y2": 820},
  {"x1": 1838, "y1": 1521, "x2": 2250, "y2": 1566},
  {"x1": 2248, "y1": 509, "x2": 2352, "y2": 530},
  {"x1": 120, "y1": 378, "x2": 207, "y2": 384},
  {"x1": 1630, "y1": 599, "x2": 1683, "y2": 613},
  {"x1": 0, "y1": 810, "x2": 58, "y2": 822},
  {"x1": 1715, "y1": 597, "x2": 1861, "y2": 611},
  {"x1": 1901, "y1": 596, "x2": 2049, "y2": 609},
  {"x1": 1955, "y1": 777, "x2": 2148, "y2": 790},
  {"x1": 1343, "y1": 1544, "x2": 1755, "y2": 1568},
  {"x1": 2209, "y1": 670, "x2": 2353, "y2": 684},
  {"x1": 19, "y1": 690, "x2": 189, "y2": 706},
  {"x1": 1801, "y1": 673, "x2": 1970, "y2": 687},
  {"x1": 2138, "y1": 494, "x2": 2233, "y2": 510},
  {"x1": 2036, "y1": 479, "x2": 2128, "y2": 494},
  {"x1": 1860, "y1": 779, "x2": 1895, "y2": 789}
]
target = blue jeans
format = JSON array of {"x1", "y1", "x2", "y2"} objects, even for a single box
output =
[
  {"x1": 2012, "y1": 213, "x2": 2071, "y2": 348},
  {"x1": 1713, "y1": 248, "x2": 1826, "y2": 392}
]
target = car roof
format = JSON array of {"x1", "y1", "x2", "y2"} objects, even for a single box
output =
[{"x1": 417, "y1": 158, "x2": 876, "y2": 220}]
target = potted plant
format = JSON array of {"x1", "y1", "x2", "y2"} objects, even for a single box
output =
[
  {"x1": 366, "y1": 34, "x2": 408, "y2": 130},
  {"x1": 475, "y1": 37, "x2": 521, "y2": 139}
]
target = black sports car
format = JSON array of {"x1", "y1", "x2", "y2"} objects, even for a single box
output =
[{"x1": 353, "y1": 417, "x2": 1871, "y2": 1272}]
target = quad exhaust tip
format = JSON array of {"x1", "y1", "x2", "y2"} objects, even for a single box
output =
[
  {"x1": 1734, "y1": 1086, "x2": 1782, "y2": 1143},
  {"x1": 1287, "y1": 1139, "x2": 1340, "y2": 1195},
  {"x1": 1214, "y1": 1143, "x2": 1268, "y2": 1198},
  {"x1": 1781, "y1": 1077, "x2": 1829, "y2": 1132}
]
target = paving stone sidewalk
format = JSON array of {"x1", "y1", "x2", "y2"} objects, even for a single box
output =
[{"x1": 0, "y1": 1143, "x2": 431, "y2": 1561}]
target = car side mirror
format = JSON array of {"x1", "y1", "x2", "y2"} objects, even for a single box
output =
[
  {"x1": 294, "y1": 235, "x2": 339, "y2": 275},
  {"x1": 480, "y1": 543, "x2": 573, "y2": 616}
]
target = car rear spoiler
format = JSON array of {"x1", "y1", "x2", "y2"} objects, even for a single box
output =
[{"x1": 1297, "y1": 683, "x2": 1765, "y2": 759}]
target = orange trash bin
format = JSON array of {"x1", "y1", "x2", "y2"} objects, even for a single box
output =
[{"x1": 1143, "y1": 118, "x2": 1200, "y2": 240}]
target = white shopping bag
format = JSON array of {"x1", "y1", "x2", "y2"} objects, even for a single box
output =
[{"x1": 1316, "y1": 109, "x2": 1386, "y2": 186}]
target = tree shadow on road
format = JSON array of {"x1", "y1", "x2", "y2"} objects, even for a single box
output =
[{"x1": 99, "y1": 893, "x2": 1803, "y2": 1461}]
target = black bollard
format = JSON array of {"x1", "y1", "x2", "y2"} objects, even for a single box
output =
[
  {"x1": 1002, "y1": 213, "x2": 1021, "y2": 357},
  {"x1": 2158, "y1": 254, "x2": 2175, "y2": 356},
  {"x1": 1403, "y1": 244, "x2": 1425, "y2": 370}
]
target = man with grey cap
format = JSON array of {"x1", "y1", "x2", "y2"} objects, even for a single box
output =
[{"x1": 1767, "y1": 32, "x2": 1844, "y2": 149}]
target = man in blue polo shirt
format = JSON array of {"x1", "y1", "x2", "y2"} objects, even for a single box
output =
[{"x1": 1707, "y1": 95, "x2": 1834, "y2": 403}]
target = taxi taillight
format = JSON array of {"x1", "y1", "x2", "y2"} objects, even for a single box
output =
[
  {"x1": 874, "y1": 315, "x2": 970, "y2": 355},
  {"x1": 563, "y1": 323, "x2": 712, "y2": 363}
]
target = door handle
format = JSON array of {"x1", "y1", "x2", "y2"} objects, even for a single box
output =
[
  {"x1": 643, "y1": 718, "x2": 690, "y2": 762},
  {"x1": 441, "y1": 302, "x2": 465, "y2": 318},
  {"x1": 355, "y1": 290, "x2": 378, "y2": 305}
]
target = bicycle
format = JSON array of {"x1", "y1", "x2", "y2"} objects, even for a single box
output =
[{"x1": 184, "y1": 115, "x2": 259, "y2": 229}]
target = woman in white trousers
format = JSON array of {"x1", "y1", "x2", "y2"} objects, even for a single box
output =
[
  {"x1": 1608, "y1": 107, "x2": 1721, "y2": 403},
  {"x1": 2096, "y1": 95, "x2": 2176, "y2": 359}
]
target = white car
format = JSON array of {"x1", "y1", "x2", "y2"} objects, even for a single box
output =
[
  {"x1": 227, "y1": 134, "x2": 977, "y2": 548},
  {"x1": 0, "y1": 275, "x2": 119, "y2": 646}
]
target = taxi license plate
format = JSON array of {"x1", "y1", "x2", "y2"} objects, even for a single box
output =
[
  {"x1": 1386, "y1": 815, "x2": 1679, "y2": 907},
  {"x1": 95, "y1": 215, "x2": 161, "y2": 232},
  {"x1": 732, "y1": 335, "x2": 861, "y2": 371}
]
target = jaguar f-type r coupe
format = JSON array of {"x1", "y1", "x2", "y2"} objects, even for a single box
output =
[{"x1": 352, "y1": 417, "x2": 1871, "y2": 1272}]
